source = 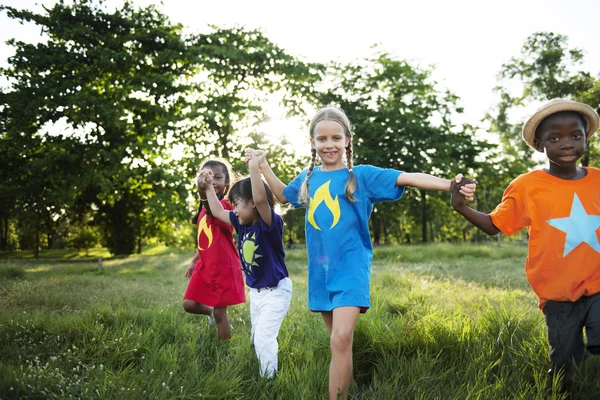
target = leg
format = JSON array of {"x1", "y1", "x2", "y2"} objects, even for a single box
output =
[
  {"x1": 544, "y1": 300, "x2": 585, "y2": 393},
  {"x1": 252, "y1": 280, "x2": 292, "y2": 378},
  {"x1": 329, "y1": 306, "x2": 360, "y2": 400},
  {"x1": 584, "y1": 293, "x2": 600, "y2": 355},
  {"x1": 213, "y1": 307, "x2": 231, "y2": 341},
  {"x1": 321, "y1": 311, "x2": 333, "y2": 336},
  {"x1": 182, "y1": 299, "x2": 213, "y2": 316}
]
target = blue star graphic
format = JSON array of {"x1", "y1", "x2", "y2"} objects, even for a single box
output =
[{"x1": 547, "y1": 193, "x2": 600, "y2": 257}]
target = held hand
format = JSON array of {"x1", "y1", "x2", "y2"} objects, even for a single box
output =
[
  {"x1": 244, "y1": 148, "x2": 254, "y2": 165},
  {"x1": 247, "y1": 149, "x2": 267, "y2": 169},
  {"x1": 185, "y1": 262, "x2": 195, "y2": 279},
  {"x1": 453, "y1": 174, "x2": 477, "y2": 202},
  {"x1": 197, "y1": 169, "x2": 213, "y2": 190},
  {"x1": 451, "y1": 174, "x2": 477, "y2": 208}
]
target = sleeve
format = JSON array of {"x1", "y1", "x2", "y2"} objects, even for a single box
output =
[
  {"x1": 283, "y1": 170, "x2": 308, "y2": 209},
  {"x1": 488, "y1": 182, "x2": 529, "y2": 236},
  {"x1": 208, "y1": 198, "x2": 235, "y2": 230},
  {"x1": 258, "y1": 208, "x2": 284, "y2": 233},
  {"x1": 357, "y1": 165, "x2": 404, "y2": 202},
  {"x1": 228, "y1": 210, "x2": 241, "y2": 233}
]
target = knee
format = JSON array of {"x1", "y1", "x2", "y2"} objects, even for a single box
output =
[
  {"x1": 213, "y1": 308, "x2": 227, "y2": 324},
  {"x1": 182, "y1": 299, "x2": 195, "y2": 313},
  {"x1": 330, "y1": 330, "x2": 353, "y2": 353}
]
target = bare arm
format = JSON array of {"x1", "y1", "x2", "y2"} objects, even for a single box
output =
[
  {"x1": 246, "y1": 149, "x2": 288, "y2": 204},
  {"x1": 450, "y1": 180, "x2": 500, "y2": 235},
  {"x1": 397, "y1": 172, "x2": 477, "y2": 201},
  {"x1": 248, "y1": 155, "x2": 272, "y2": 227},
  {"x1": 185, "y1": 252, "x2": 199, "y2": 279},
  {"x1": 396, "y1": 172, "x2": 451, "y2": 191},
  {"x1": 198, "y1": 170, "x2": 232, "y2": 226},
  {"x1": 196, "y1": 176, "x2": 211, "y2": 215}
]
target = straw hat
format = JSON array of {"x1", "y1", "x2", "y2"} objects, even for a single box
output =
[{"x1": 522, "y1": 98, "x2": 599, "y2": 151}]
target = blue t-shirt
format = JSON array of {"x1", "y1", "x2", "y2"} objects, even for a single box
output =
[
  {"x1": 284, "y1": 165, "x2": 404, "y2": 311},
  {"x1": 229, "y1": 208, "x2": 289, "y2": 289}
]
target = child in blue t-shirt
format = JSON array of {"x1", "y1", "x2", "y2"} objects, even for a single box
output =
[
  {"x1": 249, "y1": 106, "x2": 475, "y2": 399},
  {"x1": 199, "y1": 155, "x2": 292, "y2": 379}
]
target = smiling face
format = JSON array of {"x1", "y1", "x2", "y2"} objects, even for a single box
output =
[
  {"x1": 205, "y1": 165, "x2": 228, "y2": 197},
  {"x1": 310, "y1": 119, "x2": 351, "y2": 171},
  {"x1": 534, "y1": 111, "x2": 587, "y2": 176},
  {"x1": 232, "y1": 196, "x2": 257, "y2": 225}
]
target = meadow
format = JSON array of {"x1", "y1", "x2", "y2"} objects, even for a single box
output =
[{"x1": 1, "y1": 243, "x2": 599, "y2": 399}]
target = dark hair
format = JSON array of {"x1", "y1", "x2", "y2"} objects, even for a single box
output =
[
  {"x1": 228, "y1": 177, "x2": 275, "y2": 208},
  {"x1": 192, "y1": 158, "x2": 234, "y2": 224},
  {"x1": 535, "y1": 111, "x2": 587, "y2": 140}
]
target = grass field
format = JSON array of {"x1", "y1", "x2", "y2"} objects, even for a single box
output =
[{"x1": 1, "y1": 243, "x2": 599, "y2": 399}]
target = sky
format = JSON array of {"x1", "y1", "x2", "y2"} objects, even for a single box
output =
[{"x1": 1, "y1": 0, "x2": 599, "y2": 144}]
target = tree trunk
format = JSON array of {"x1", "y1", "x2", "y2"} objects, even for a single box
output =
[
  {"x1": 383, "y1": 222, "x2": 389, "y2": 245},
  {"x1": 428, "y1": 220, "x2": 434, "y2": 242},
  {"x1": 372, "y1": 210, "x2": 381, "y2": 245},
  {"x1": 0, "y1": 216, "x2": 7, "y2": 251},
  {"x1": 34, "y1": 229, "x2": 40, "y2": 259},
  {"x1": 420, "y1": 189, "x2": 428, "y2": 242},
  {"x1": 581, "y1": 146, "x2": 590, "y2": 167}
]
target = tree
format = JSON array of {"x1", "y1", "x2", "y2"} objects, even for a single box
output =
[
  {"x1": 178, "y1": 26, "x2": 323, "y2": 177},
  {"x1": 1, "y1": 0, "x2": 199, "y2": 254}
]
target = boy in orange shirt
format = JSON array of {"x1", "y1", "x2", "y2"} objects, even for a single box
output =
[{"x1": 451, "y1": 98, "x2": 600, "y2": 393}]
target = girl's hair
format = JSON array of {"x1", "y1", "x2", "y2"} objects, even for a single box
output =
[
  {"x1": 298, "y1": 106, "x2": 357, "y2": 206},
  {"x1": 228, "y1": 177, "x2": 275, "y2": 209},
  {"x1": 192, "y1": 158, "x2": 234, "y2": 224}
]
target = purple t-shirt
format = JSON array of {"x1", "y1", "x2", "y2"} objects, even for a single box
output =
[{"x1": 229, "y1": 208, "x2": 289, "y2": 289}]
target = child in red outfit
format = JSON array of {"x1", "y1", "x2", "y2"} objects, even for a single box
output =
[
  {"x1": 183, "y1": 159, "x2": 246, "y2": 340},
  {"x1": 451, "y1": 99, "x2": 600, "y2": 393}
]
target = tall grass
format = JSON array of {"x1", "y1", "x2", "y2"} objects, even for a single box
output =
[{"x1": 1, "y1": 243, "x2": 597, "y2": 399}]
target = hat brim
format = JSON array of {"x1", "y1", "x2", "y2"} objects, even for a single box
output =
[{"x1": 522, "y1": 99, "x2": 600, "y2": 151}]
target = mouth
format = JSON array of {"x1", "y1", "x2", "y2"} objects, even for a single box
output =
[
  {"x1": 559, "y1": 154, "x2": 578, "y2": 163},
  {"x1": 323, "y1": 151, "x2": 337, "y2": 158}
]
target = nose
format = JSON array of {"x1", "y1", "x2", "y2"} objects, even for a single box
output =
[{"x1": 560, "y1": 140, "x2": 575, "y2": 149}]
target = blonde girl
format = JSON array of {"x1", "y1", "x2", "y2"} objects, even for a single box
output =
[{"x1": 250, "y1": 106, "x2": 475, "y2": 399}]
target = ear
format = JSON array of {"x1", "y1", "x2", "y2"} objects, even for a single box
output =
[
  {"x1": 533, "y1": 137, "x2": 543, "y2": 152},
  {"x1": 345, "y1": 137, "x2": 351, "y2": 147},
  {"x1": 310, "y1": 137, "x2": 315, "y2": 148}
]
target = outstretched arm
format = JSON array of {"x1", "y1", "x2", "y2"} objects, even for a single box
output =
[
  {"x1": 450, "y1": 180, "x2": 500, "y2": 235},
  {"x1": 246, "y1": 149, "x2": 288, "y2": 204},
  {"x1": 198, "y1": 170, "x2": 232, "y2": 226},
  {"x1": 397, "y1": 173, "x2": 476, "y2": 201},
  {"x1": 248, "y1": 154, "x2": 273, "y2": 227}
]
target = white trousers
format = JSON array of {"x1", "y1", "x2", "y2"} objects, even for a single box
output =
[{"x1": 249, "y1": 277, "x2": 292, "y2": 378}]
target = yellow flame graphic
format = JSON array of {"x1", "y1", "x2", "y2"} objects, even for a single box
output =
[
  {"x1": 197, "y1": 215, "x2": 213, "y2": 250},
  {"x1": 307, "y1": 180, "x2": 341, "y2": 230}
]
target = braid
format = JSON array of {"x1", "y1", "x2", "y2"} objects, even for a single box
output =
[
  {"x1": 345, "y1": 141, "x2": 357, "y2": 202},
  {"x1": 299, "y1": 148, "x2": 317, "y2": 207}
]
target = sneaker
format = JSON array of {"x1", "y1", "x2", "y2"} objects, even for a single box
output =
[{"x1": 208, "y1": 310, "x2": 216, "y2": 326}]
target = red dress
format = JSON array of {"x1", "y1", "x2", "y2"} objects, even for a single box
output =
[{"x1": 184, "y1": 199, "x2": 246, "y2": 307}]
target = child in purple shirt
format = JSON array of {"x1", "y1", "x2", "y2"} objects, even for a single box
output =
[{"x1": 199, "y1": 155, "x2": 292, "y2": 378}]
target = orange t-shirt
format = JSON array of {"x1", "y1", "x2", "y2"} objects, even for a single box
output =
[{"x1": 489, "y1": 168, "x2": 600, "y2": 310}]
